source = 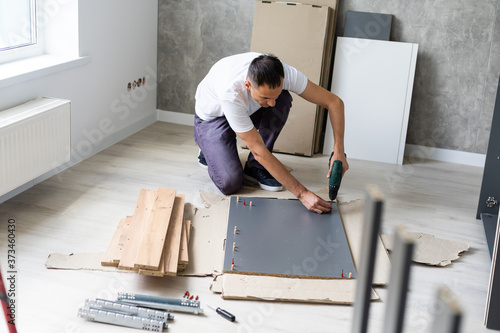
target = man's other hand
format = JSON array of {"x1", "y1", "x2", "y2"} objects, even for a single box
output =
[{"x1": 299, "y1": 191, "x2": 333, "y2": 214}]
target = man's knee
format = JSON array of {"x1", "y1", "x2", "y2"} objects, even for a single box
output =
[{"x1": 214, "y1": 170, "x2": 244, "y2": 195}]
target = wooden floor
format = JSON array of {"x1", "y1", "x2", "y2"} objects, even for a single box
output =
[{"x1": 0, "y1": 121, "x2": 491, "y2": 332}]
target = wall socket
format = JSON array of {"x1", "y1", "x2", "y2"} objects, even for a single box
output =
[{"x1": 127, "y1": 76, "x2": 146, "y2": 91}]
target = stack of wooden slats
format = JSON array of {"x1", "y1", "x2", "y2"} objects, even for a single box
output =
[{"x1": 101, "y1": 187, "x2": 192, "y2": 276}]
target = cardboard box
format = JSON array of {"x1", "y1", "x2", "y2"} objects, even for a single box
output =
[
  {"x1": 250, "y1": 1, "x2": 333, "y2": 156},
  {"x1": 294, "y1": 0, "x2": 340, "y2": 153}
]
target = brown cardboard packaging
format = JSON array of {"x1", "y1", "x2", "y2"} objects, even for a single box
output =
[{"x1": 250, "y1": 0, "x2": 339, "y2": 156}]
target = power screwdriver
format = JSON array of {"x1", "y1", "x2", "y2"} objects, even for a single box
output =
[{"x1": 328, "y1": 152, "x2": 344, "y2": 201}]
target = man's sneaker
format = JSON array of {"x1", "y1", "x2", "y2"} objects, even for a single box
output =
[
  {"x1": 198, "y1": 149, "x2": 208, "y2": 169},
  {"x1": 243, "y1": 163, "x2": 283, "y2": 192}
]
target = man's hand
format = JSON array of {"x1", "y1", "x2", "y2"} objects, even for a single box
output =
[
  {"x1": 298, "y1": 190, "x2": 333, "y2": 214},
  {"x1": 327, "y1": 151, "x2": 349, "y2": 178}
]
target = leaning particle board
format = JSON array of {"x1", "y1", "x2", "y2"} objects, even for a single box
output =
[
  {"x1": 163, "y1": 194, "x2": 186, "y2": 276},
  {"x1": 223, "y1": 196, "x2": 356, "y2": 279},
  {"x1": 117, "y1": 189, "x2": 157, "y2": 271},
  {"x1": 220, "y1": 274, "x2": 379, "y2": 304},
  {"x1": 134, "y1": 187, "x2": 177, "y2": 270},
  {"x1": 299, "y1": 0, "x2": 340, "y2": 153},
  {"x1": 101, "y1": 217, "x2": 131, "y2": 266},
  {"x1": 251, "y1": 1, "x2": 330, "y2": 156},
  {"x1": 254, "y1": 0, "x2": 340, "y2": 154}
]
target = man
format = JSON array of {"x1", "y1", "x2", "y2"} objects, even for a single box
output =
[{"x1": 194, "y1": 53, "x2": 348, "y2": 214}]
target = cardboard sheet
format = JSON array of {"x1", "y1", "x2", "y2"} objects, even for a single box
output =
[
  {"x1": 218, "y1": 274, "x2": 379, "y2": 304},
  {"x1": 46, "y1": 252, "x2": 133, "y2": 273},
  {"x1": 381, "y1": 232, "x2": 471, "y2": 267}
]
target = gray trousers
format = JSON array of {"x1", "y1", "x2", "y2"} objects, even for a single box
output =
[{"x1": 193, "y1": 90, "x2": 292, "y2": 195}]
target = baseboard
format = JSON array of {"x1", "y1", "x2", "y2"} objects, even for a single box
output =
[
  {"x1": 157, "y1": 109, "x2": 194, "y2": 126},
  {"x1": 404, "y1": 144, "x2": 486, "y2": 167},
  {"x1": 0, "y1": 112, "x2": 157, "y2": 204}
]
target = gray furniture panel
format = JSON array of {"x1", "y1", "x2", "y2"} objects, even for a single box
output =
[
  {"x1": 477, "y1": 75, "x2": 500, "y2": 220},
  {"x1": 481, "y1": 213, "x2": 498, "y2": 258},
  {"x1": 223, "y1": 197, "x2": 356, "y2": 279},
  {"x1": 477, "y1": 76, "x2": 500, "y2": 331}
]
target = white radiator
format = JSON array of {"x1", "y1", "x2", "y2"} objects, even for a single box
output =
[{"x1": 0, "y1": 98, "x2": 71, "y2": 196}]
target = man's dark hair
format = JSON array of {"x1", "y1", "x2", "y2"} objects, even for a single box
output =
[{"x1": 247, "y1": 54, "x2": 284, "y2": 89}]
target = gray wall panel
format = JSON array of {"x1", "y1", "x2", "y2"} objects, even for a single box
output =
[{"x1": 157, "y1": 0, "x2": 253, "y2": 115}]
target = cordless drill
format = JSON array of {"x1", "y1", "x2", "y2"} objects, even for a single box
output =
[{"x1": 328, "y1": 152, "x2": 344, "y2": 201}]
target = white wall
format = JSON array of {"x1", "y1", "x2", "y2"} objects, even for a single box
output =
[{"x1": 0, "y1": 0, "x2": 158, "y2": 201}]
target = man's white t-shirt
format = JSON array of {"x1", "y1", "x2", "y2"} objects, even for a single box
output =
[{"x1": 195, "y1": 52, "x2": 308, "y2": 133}]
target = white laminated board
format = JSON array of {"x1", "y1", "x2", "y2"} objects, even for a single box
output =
[{"x1": 323, "y1": 37, "x2": 418, "y2": 164}]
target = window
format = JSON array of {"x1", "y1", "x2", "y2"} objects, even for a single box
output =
[
  {"x1": 0, "y1": 0, "x2": 84, "y2": 87},
  {"x1": 0, "y1": 0, "x2": 43, "y2": 64}
]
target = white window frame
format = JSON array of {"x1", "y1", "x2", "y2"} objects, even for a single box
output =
[
  {"x1": 0, "y1": 0, "x2": 44, "y2": 65},
  {"x1": 0, "y1": 0, "x2": 88, "y2": 89}
]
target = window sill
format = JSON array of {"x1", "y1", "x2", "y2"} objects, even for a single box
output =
[{"x1": 0, "y1": 54, "x2": 91, "y2": 89}]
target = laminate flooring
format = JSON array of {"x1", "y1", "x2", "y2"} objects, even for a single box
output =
[{"x1": 0, "y1": 121, "x2": 491, "y2": 332}]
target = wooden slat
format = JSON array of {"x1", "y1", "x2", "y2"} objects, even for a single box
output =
[
  {"x1": 138, "y1": 240, "x2": 167, "y2": 276},
  {"x1": 186, "y1": 220, "x2": 192, "y2": 239},
  {"x1": 178, "y1": 219, "x2": 189, "y2": 265},
  {"x1": 113, "y1": 216, "x2": 133, "y2": 264},
  {"x1": 134, "y1": 187, "x2": 177, "y2": 270},
  {"x1": 101, "y1": 218, "x2": 129, "y2": 266},
  {"x1": 138, "y1": 250, "x2": 166, "y2": 276},
  {"x1": 139, "y1": 196, "x2": 186, "y2": 277},
  {"x1": 117, "y1": 189, "x2": 157, "y2": 270},
  {"x1": 138, "y1": 265, "x2": 165, "y2": 277},
  {"x1": 178, "y1": 219, "x2": 192, "y2": 271},
  {"x1": 101, "y1": 216, "x2": 133, "y2": 266},
  {"x1": 163, "y1": 194, "x2": 185, "y2": 276}
]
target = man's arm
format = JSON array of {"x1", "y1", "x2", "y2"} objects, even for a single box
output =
[
  {"x1": 236, "y1": 128, "x2": 333, "y2": 214},
  {"x1": 299, "y1": 80, "x2": 349, "y2": 176}
]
